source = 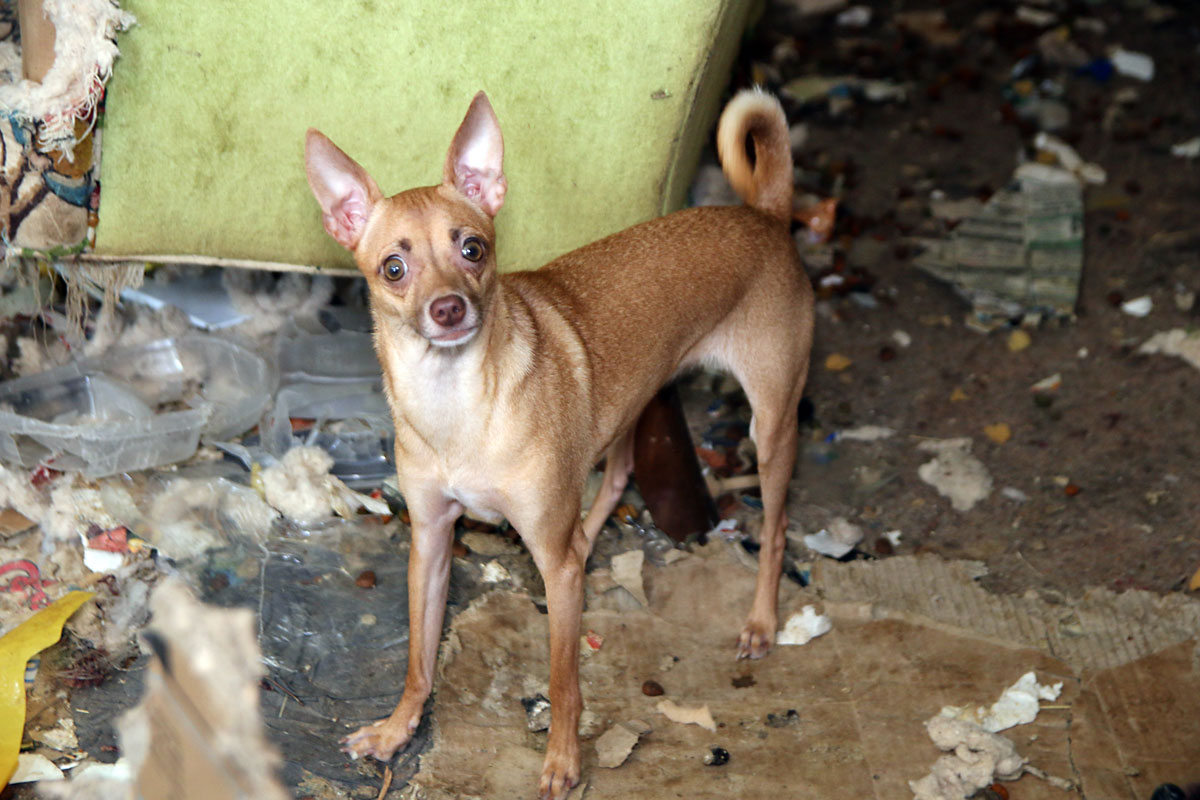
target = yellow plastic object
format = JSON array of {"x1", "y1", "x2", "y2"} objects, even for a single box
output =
[{"x1": 0, "y1": 591, "x2": 93, "y2": 788}]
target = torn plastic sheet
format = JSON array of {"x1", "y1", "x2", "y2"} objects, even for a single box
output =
[{"x1": 69, "y1": 520, "x2": 486, "y2": 795}]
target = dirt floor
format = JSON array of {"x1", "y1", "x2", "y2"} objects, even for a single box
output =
[{"x1": 710, "y1": 0, "x2": 1200, "y2": 599}]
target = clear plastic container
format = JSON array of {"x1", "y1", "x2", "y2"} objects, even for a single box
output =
[{"x1": 0, "y1": 335, "x2": 272, "y2": 477}]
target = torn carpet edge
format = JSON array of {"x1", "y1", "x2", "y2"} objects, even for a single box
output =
[
  {"x1": 816, "y1": 554, "x2": 1200, "y2": 671},
  {"x1": 0, "y1": 0, "x2": 135, "y2": 155}
]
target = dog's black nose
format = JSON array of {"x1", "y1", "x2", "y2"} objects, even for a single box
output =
[{"x1": 430, "y1": 294, "x2": 467, "y2": 328}]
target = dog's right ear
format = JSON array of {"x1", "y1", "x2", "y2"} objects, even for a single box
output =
[
  {"x1": 443, "y1": 92, "x2": 506, "y2": 218},
  {"x1": 305, "y1": 130, "x2": 382, "y2": 250}
]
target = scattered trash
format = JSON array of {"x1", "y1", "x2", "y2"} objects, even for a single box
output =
[
  {"x1": 794, "y1": 198, "x2": 838, "y2": 244},
  {"x1": 983, "y1": 423, "x2": 1012, "y2": 445},
  {"x1": 917, "y1": 438, "x2": 993, "y2": 512},
  {"x1": 1189, "y1": 567, "x2": 1200, "y2": 593},
  {"x1": 522, "y1": 694, "x2": 552, "y2": 733},
  {"x1": 481, "y1": 560, "x2": 512, "y2": 584},
  {"x1": 915, "y1": 168, "x2": 1084, "y2": 328},
  {"x1": 1033, "y1": 132, "x2": 1106, "y2": 186},
  {"x1": 803, "y1": 517, "x2": 863, "y2": 559},
  {"x1": 835, "y1": 425, "x2": 895, "y2": 442},
  {"x1": 912, "y1": 674, "x2": 1071, "y2": 800},
  {"x1": 780, "y1": 75, "x2": 908, "y2": 112},
  {"x1": 1, "y1": 591, "x2": 92, "y2": 786},
  {"x1": 259, "y1": 445, "x2": 388, "y2": 524},
  {"x1": 892, "y1": 330, "x2": 912, "y2": 348},
  {"x1": 611, "y1": 549, "x2": 649, "y2": 606},
  {"x1": 585, "y1": 630, "x2": 605, "y2": 651},
  {"x1": 702, "y1": 746, "x2": 730, "y2": 766},
  {"x1": 1109, "y1": 47, "x2": 1154, "y2": 81},
  {"x1": 824, "y1": 353, "x2": 853, "y2": 372},
  {"x1": 835, "y1": 5, "x2": 870, "y2": 28},
  {"x1": 0, "y1": 336, "x2": 272, "y2": 478},
  {"x1": 1170, "y1": 136, "x2": 1200, "y2": 160},
  {"x1": 656, "y1": 699, "x2": 717, "y2": 732},
  {"x1": 940, "y1": 672, "x2": 1063, "y2": 733},
  {"x1": 1001, "y1": 487, "x2": 1030, "y2": 503},
  {"x1": 1030, "y1": 373, "x2": 1062, "y2": 393},
  {"x1": 595, "y1": 720, "x2": 651, "y2": 769},
  {"x1": 776, "y1": 605, "x2": 832, "y2": 645},
  {"x1": 47, "y1": 580, "x2": 291, "y2": 800},
  {"x1": 895, "y1": 9, "x2": 961, "y2": 49},
  {"x1": 909, "y1": 716, "x2": 1026, "y2": 800},
  {"x1": 787, "y1": 0, "x2": 848, "y2": 17},
  {"x1": 1120, "y1": 296, "x2": 1153, "y2": 317}
]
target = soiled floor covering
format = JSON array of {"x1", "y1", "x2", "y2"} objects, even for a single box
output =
[{"x1": 405, "y1": 542, "x2": 1200, "y2": 800}]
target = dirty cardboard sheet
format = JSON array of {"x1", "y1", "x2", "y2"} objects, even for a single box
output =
[{"x1": 407, "y1": 543, "x2": 1200, "y2": 799}]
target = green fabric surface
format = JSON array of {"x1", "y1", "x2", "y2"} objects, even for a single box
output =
[{"x1": 94, "y1": 1, "x2": 752, "y2": 273}]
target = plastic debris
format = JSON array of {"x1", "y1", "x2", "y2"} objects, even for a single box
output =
[
  {"x1": 1030, "y1": 373, "x2": 1062, "y2": 393},
  {"x1": 656, "y1": 699, "x2": 716, "y2": 732},
  {"x1": 914, "y1": 168, "x2": 1083, "y2": 328},
  {"x1": 1120, "y1": 296, "x2": 1153, "y2": 317},
  {"x1": 836, "y1": 425, "x2": 896, "y2": 442},
  {"x1": 0, "y1": 336, "x2": 271, "y2": 478},
  {"x1": 776, "y1": 605, "x2": 832, "y2": 645},
  {"x1": 1033, "y1": 132, "x2": 1107, "y2": 185},
  {"x1": 1109, "y1": 48, "x2": 1154, "y2": 81},
  {"x1": 917, "y1": 438, "x2": 993, "y2": 512},
  {"x1": 803, "y1": 517, "x2": 863, "y2": 559},
  {"x1": 835, "y1": 5, "x2": 871, "y2": 27},
  {"x1": 9, "y1": 752, "x2": 63, "y2": 784},
  {"x1": 1171, "y1": 137, "x2": 1200, "y2": 160},
  {"x1": 594, "y1": 720, "x2": 651, "y2": 769},
  {"x1": 1002, "y1": 487, "x2": 1030, "y2": 503},
  {"x1": 1139, "y1": 329, "x2": 1200, "y2": 371},
  {"x1": 0, "y1": 591, "x2": 93, "y2": 786}
]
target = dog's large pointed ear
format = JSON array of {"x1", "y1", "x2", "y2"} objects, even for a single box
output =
[
  {"x1": 305, "y1": 130, "x2": 383, "y2": 250},
  {"x1": 443, "y1": 92, "x2": 506, "y2": 218}
]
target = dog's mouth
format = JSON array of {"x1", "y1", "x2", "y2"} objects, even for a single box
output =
[{"x1": 427, "y1": 324, "x2": 479, "y2": 348}]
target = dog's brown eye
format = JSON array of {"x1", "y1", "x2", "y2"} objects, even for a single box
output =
[
  {"x1": 461, "y1": 237, "x2": 485, "y2": 263},
  {"x1": 383, "y1": 255, "x2": 407, "y2": 282}
]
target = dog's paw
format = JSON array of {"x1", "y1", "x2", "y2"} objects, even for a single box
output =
[
  {"x1": 340, "y1": 718, "x2": 413, "y2": 762},
  {"x1": 538, "y1": 736, "x2": 581, "y2": 799},
  {"x1": 736, "y1": 620, "x2": 775, "y2": 660}
]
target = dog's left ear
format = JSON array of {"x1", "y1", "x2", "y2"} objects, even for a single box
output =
[{"x1": 444, "y1": 92, "x2": 506, "y2": 218}]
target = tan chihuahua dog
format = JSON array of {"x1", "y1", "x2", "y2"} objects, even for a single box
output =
[{"x1": 305, "y1": 88, "x2": 814, "y2": 798}]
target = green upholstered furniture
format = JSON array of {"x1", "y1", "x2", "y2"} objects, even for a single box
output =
[{"x1": 92, "y1": 0, "x2": 755, "y2": 274}]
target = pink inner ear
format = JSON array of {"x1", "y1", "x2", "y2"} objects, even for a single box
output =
[{"x1": 325, "y1": 194, "x2": 369, "y2": 249}]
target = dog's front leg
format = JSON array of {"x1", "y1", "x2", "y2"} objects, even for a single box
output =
[
  {"x1": 342, "y1": 489, "x2": 462, "y2": 761},
  {"x1": 524, "y1": 515, "x2": 589, "y2": 799}
]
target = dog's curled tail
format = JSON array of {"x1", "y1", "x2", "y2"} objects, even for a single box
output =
[{"x1": 716, "y1": 88, "x2": 793, "y2": 225}]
